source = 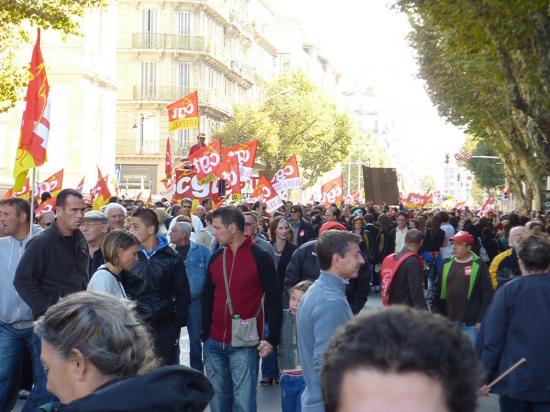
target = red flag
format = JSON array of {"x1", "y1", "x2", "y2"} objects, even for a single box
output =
[
  {"x1": 76, "y1": 176, "x2": 85, "y2": 194},
  {"x1": 321, "y1": 176, "x2": 344, "y2": 206},
  {"x1": 13, "y1": 29, "x2": 51, "y2": 191},
  {"x1": 404, "y1": 193, "x2": 431, "y2": 209},
  {"x1": 35, "y1": 197, "x2": 56, "y2": 217},
  {"x1": 92, "y1": 168, "x2": 111, "y2": 210},
  {"x1": 252, "y1": 176, "x2": 283, "y2": 213},
  {"x1": 478, "y1": 196, "x2": 494, "y2": 217},
  {"x1": 36, "y1": 169, "x2": 63, "y2": 198},
  {"x1": 165, "y1": 137, "x2": 173, "y2": 178},
  {"x1": 5, "y1": 178, "x2": 32, "y2": 199},
  {"x1": 167, "y1": 91, "x2": 199, "y2": 131},
  {"x1": 271, "y1": 155, "x2": 301, "y2": 196},
  {"x1": 174, "y1": 167, "x2": 220, "y2": 202},
  {"x1": 217, "y1": 156, "x2": 242, "y2": 196},
  {"x1": 189, "y1": 139, "x2": 221, "y2": 184},
  {"x1": 221, "y1": 140, "x2": 258, "y2": 182},
  {"x1": 135, "y1": 192, "x2": 142, "y2": 201}
]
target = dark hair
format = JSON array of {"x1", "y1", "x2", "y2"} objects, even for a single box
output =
[
  {"x1": 41, "y1": 191, "x2": 52, "y2": 203},
  {"x1": 438, "y1": 211, "x2": 449, "y2": 223},
  {"x1": 201, "y1": 198, "x2": 212, "y2": 207},
  {"x1": 291, "y1": 205, "x2": 303, "y2": 215},
  {"x1": 518, "y1": 233, "x2": 550, "y2": 272},
  {"x1": 316, "y1": 230, "x2": 360, "y2": 270},
  {"x1": 396, "y1": 211, "x2": 408, "y2": 220},
  {"x1": 0, "y1": 198, "x2": 31, "y2": 223},
  {"x1": 56, "y1": 189, "x2": 83, "y2": 208},
  {"x1": 328, "y1": 206, "x2": 341, "y2": 218},
  {"x1": 321, "y1": 307, "x2": 483, "y2": 412},
  {"x1": 405, "y1": 228, "x2": 424, "y2": 245},
  {"x1": 108, "y1": 196, "x2": 120, "y2": 204},
  {"x1": 269, "y1": 215, "x2": 293, "y2": 243},
  {"x1": 205, "y1": 211, "x2": 213, "y2": 224},
  {"x1": 132, "y1": 208, "x2": 159, "y2": 234},
  {"x1": 211, "y1": 206, "x2": 245, "y2": 232}
]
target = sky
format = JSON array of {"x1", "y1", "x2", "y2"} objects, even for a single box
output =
[{"x1": 275, "y1": 0, "x2": 466, "y2": 189}]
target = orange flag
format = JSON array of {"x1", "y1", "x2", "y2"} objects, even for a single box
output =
[
  {"x1": 35, "y1": 197, "x2": 56, "y2": 217},
  {"x1": 92, "y1": 168, "x2": 111, "y2": 210},
  {"x1": 167, "y1": 91, "x2": 199, "y2": 131},
  {"x1": 165, "y1": 137, "x2": 173, "y2": 178},
  {"x1": 13, "y1": 29, "x2": 51, "y2": 191},
  {"x1": 5, "y1": 178, "x2": 32, "y2": 199},
  {"x1": 36, "y1": 169, "x2": 63, "y2": 198},
  {"x1": 321, "y1": 176, "x2": 344, "y2": 206}
]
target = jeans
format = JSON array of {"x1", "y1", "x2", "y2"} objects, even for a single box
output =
[
  {"x1": 187, "y1": 297, "x2": 203, "y2": 372},
  {"x1": 261, "y1": 323, "x2": 278, "y2": 380},
  {"x1": 457, "y1": 322, "x2": 478, "y2": 347},
  {"x1": 0, "y1": 322, "x2": 34, "y2": 411},
  {"x1": 203, "y1": 338, "x2": 259, "y2": 412},
  {"x1": 499, "y1": 396, "x2": 550, "y2": 412},
  {"x1": 281, "y1": 373, "x2": 305, "y2": 412},
  {"x1": 21, "y1": 333, "x2": 56, "y2": 412}
]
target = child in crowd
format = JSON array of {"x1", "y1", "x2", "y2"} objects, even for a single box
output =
[{"x1": 278, "y1": 280, "x2": 313, "y2": 412}]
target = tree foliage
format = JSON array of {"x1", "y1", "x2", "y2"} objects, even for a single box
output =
[
  {"x1": 0, "y1": 0, "x2": 105, "y2": 112},
  {"x1": 460, "y1": 137, "x2": 505, "y2": 191},
  {"x1": 215, "y1": 72, "x2": 356, "y2": 187},
  {"x1": 394, "y1": 0, "x2": 550, "y2": 211}
]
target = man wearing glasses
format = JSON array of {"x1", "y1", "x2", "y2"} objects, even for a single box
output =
[
  {"x1": 168, "y1": 198, "x2": 204, "y2": 241},
  {"x1": 80, "y1": 211, "x2": 109, "y2": 275}
]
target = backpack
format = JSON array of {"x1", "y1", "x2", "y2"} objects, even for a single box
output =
[{"x1": 380, "y1": 251, "x2": 418, "y2": 305}]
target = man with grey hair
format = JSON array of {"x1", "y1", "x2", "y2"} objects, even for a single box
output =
[
  {"x1": 81, "y1": 211, "x2": 109, "y2": 275},
  {"x1": 297, "y1": 230, "x2": 364, "y2": 412},
  {"x1": 169, "y1": 221, "x2": 211, "y2": 371},
  {"x1": 103, "y1": 203, "x2": 126, "y2": 231},
  {"x1": 489, "y1": 225, "x2": 524, "y2": 288}
]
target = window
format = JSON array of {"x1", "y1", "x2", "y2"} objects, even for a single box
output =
[
  {"x1": 177, "y1": 130, "x2": 191, "y2": 154},
  {"x1": 142, "y1": 10, "x2": 158, "y2": 48},
  {"x1": 136, "y1": 116, "x2": 159, "y2": 155},
  {"x1": 141, "y1": 61, "x2": 157, "y2": 99},
  {"x1": 177, "y1": 11, "x2": 191, "y2": 49}
]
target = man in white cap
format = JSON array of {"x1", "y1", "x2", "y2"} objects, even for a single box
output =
[{"x1": 81, "y1": 211, "x2": 109, "y2": 275}]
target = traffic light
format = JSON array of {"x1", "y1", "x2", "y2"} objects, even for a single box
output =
[{"x1": 445, "y1": 153, "x2": 450, "y2": 164}]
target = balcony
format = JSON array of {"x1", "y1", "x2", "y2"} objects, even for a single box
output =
[
  {"x1": 132, "y1": 85, "x2": 233, "y2": 116},
  {"x1": 132, "y1": 33, "x2": 206, "y2": 52}
]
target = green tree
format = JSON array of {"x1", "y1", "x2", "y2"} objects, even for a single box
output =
[
  {"x1": 215, "y1": 71, "x2": 355, "y2": 187},
  {"x1": 460, "y1": 137, "x2": 505, "y2": 191},
  {"x1": 393, "y1": 0, "x2": 550, "y2": 210},
  {"x1": 0, "y1": 0, "x2": 105, "y2": 112}
]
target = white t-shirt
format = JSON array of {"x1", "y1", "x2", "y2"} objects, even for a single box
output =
[{"x1": 87, "y1": 266, "x2": 127, "y2": 299}]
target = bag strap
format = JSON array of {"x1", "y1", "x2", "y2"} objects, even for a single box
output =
[{"x1": 222, "y1": 249, "x2": 235, "y2": 316}]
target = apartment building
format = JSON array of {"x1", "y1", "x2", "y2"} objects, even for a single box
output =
[
  {"x1": 115, "y1": 0, "x2": 278, "y2": 195},
  {"x1": 0, "y1": 5, "x2": 117, "y2": 191}
]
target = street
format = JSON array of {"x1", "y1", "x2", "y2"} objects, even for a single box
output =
[{"x1": 15, "y1": 293, "x2": 499, "y2": 412}]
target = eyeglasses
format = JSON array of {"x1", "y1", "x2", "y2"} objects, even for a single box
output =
[{"x1": 182, "y1": 205, "x2": 191, "y2": 208}]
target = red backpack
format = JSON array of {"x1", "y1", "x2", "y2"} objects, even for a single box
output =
[{"x1": 380, "y1": 252, "x2": 419, "y2": 305}]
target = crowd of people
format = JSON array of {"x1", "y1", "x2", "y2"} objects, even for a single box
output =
[{"x1": 1, "y1": 188, "x2": 550, "y2": 412}]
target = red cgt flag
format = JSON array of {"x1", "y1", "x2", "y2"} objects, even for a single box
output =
[
  {"x1": 167, "y1": 91, "x2": 199, "y2": 131},
  {"x1": 252, "y1": 176, "x2": 283, "y2": 213},
  {"x1": 36, "y1": 169, "x2": 63, "y2": 198},
  {"x1": 217, "y1": 156, "x2": 241, "y2": 196},
  {"x1": 271, "y1": 155, "x2": 301, "y2": 197},
  {"x1": 221, "y1": 140, "x2": 258, "y2": 182},
  {"x1": 189, "y1": 139, "x2": 221, "y2": 184},
  {"x1": 35, "y1": 197, "x2": 56, "y2": 217},
  {"x1": 13, "y1": 29, "x2": 51, "y2": 191},
  {"x1": 321, "y1": 176, "x2": 344, "y2": 206}
]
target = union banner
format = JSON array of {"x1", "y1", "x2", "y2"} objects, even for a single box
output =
[{"x1": 167, "y1": 91, "x2": 199, "y2": 131}]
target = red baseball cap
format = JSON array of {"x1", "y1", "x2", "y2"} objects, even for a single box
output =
[
  {"x1": 319, "y1": 221, "x2": 348, "y2": 234},
  {"x1": 450, "y1": 231, "x2": 474, "y2": 245}
]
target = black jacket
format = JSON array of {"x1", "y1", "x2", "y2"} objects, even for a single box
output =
[
  {"x1": 284, "y1": 240, "x2": 370, "y2": 314},
  {"x1": 272, "y1": 241, "x2": 297, "y2": 293},
  {"x1": 433, "y1": 254, "x2": 493, "y2": 326},
  {"x1": 39, "y1": 365, "x2": 213, "y2": 412},
  {"x1": 387, "y1": 251, "x2": 427, "y2": 309},
  {"x1": 14, "y1": 219, "x2": 89, "y2": 319},
  {"x1": 292, "y1": 218, "x2": 314, "y2": 246},
  {"x1": 122, "y1": 238, "x2": 191, "y2": 333}
]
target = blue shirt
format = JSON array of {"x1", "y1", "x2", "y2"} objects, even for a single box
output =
[
  {"x1": 297, "y1": 271, "x2": 353, "y2": 412},
  {"x1": 177, "y1": 241, "x2": 211, "y2": 298}
]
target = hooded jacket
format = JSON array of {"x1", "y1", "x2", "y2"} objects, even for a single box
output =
[
  {"x1": 122, "y1": 236, "x2": 191, "y2": 330},
  {"x1": 0, "y1": 224, "x2": 42, "y2": 328},
  {"x1": 38, "y1": 365, "x2": 214, "y2": 412},
  {"x1": 14, "y1": 219, "x2": 89, "y2": 319}
]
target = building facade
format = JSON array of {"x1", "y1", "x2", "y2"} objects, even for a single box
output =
[
  {"x1": 0, "y1": 6, "x2": 117, "y2": 192},
  {"x1": 115, "y1": 0, "x2": 278, "y2": 196}
]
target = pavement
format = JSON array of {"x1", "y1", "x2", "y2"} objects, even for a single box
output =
[{"x1": 15, "y1": 293, "x2": 500, "y2": 411}]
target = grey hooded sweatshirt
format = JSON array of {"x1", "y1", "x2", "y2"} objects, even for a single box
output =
[{"x1": 0, "y1": 224, "x2": 42, "y2": 329}]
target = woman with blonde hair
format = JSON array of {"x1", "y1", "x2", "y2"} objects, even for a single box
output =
[
  {"x1": 87, "y1": 229, "x2": 139, "y2": 299},
  {"x1": 35, "y1": 292, "x2": 213, "y2": 411}
]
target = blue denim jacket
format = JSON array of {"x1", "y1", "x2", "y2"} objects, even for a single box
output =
[{"x1": 183, "y1": 241, "x2": 211, "y2": 299}]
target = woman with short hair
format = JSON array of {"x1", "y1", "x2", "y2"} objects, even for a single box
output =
[
  {"x1": 35, "y1": 292, "x2": 213, "y2": 411},
  {"x1": 87, "y1": 229, "x2": 139, "y2": 299}
]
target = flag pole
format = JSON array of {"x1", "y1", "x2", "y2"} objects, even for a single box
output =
[{"x1": 29, "y1": 168, "x2": 36, "y2": 237}]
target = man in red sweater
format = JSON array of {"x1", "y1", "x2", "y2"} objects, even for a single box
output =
[
  {"x1": 188, "y1": 132, "x2": 206, "y2": 157},
  {"x1": 202, "y1": 207, "x2": 281, "y2": 412}
]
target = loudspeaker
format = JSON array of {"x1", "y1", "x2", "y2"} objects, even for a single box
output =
[{"x1": 362, "y1": 167, "x2": 400, "y2": 205}]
